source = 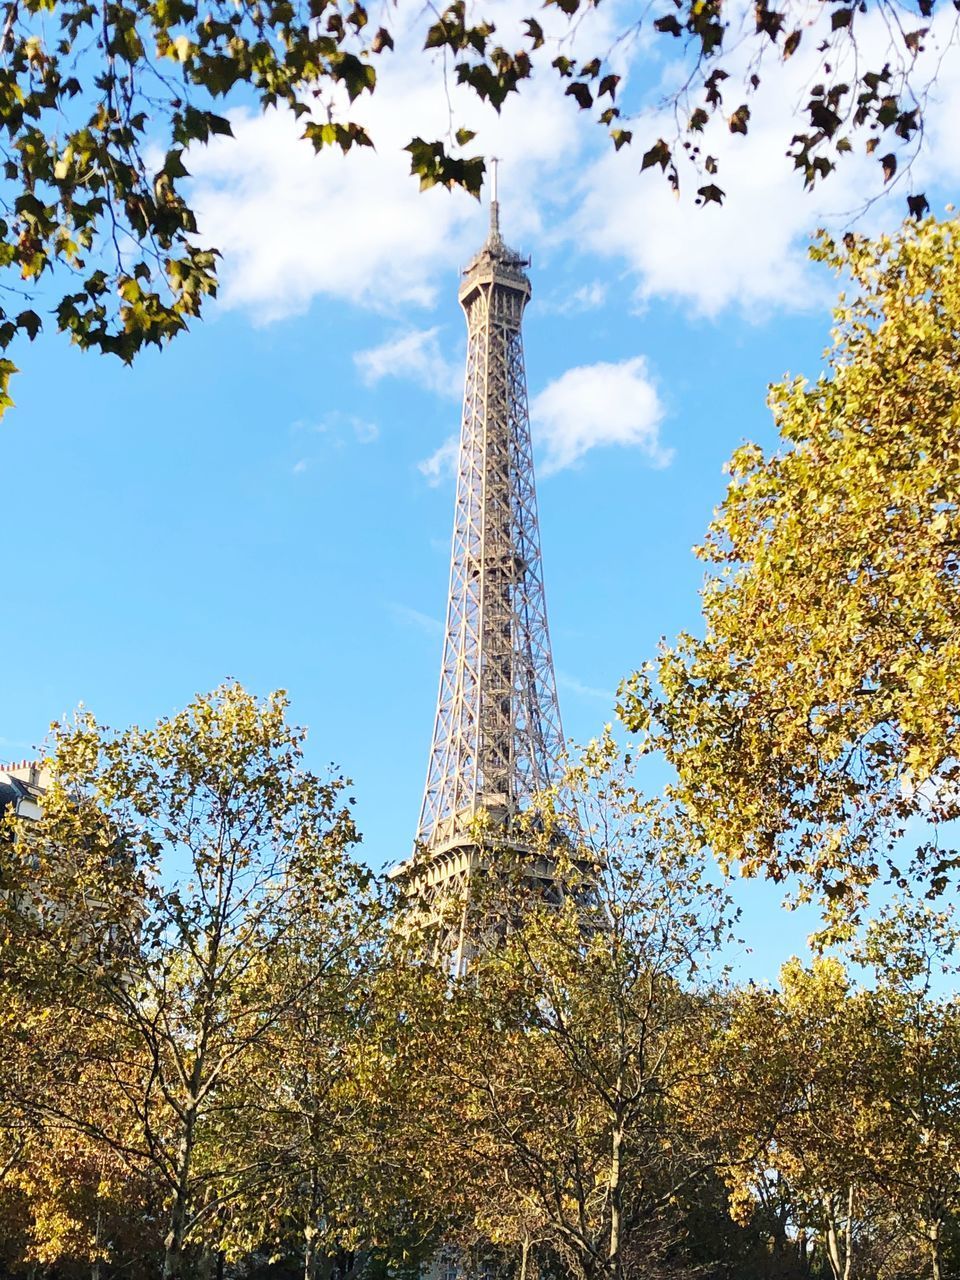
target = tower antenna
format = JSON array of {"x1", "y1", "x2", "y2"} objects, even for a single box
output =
[{"x1": 489, "y1": 155, "x2": 500, "y2": 237}]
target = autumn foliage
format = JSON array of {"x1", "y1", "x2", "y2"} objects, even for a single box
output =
[{"x1": 7, "y1": 218, "x2": 960, "y2": 1279}]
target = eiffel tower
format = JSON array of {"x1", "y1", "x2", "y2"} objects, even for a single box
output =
[{"x1": 393, "y1": 169, "x2": 565, "y2": 967}]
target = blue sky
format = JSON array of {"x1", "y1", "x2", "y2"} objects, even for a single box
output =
[{"x1": 3, "y1": 0, "x2": 960, "y2": 980}]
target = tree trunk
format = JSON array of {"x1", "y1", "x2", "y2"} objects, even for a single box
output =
[
  {"x1": 822, "y1": 1187, "x2": 855, "y2": 1280},
  {"x1": 928, "y1": 1219, "x2": 943, "y2": 1280},
  {"x1": 607, "y1": 1125, "x2": 624, "y2": 1280},
  {"x1": 797, "y1": 1229, "x2": 810, "y2": 1276},
  {"x1": 842, "y1": 1185, "x2": 854, "y2": 1280},
  {"x1": 163, "y1": 1117, "x2": 197, "y2": 1280},
  {"x1": 824, "y1": 1217, "x2": 842, "y2": 1280},
  {"x1": 304, "y1": 1163, "x2": 322, "y2": 1280},
  {"x1": 304, "y1": 1224, "x2": 319, "y2": 1280},
  {"x1": 163, "y1": 1193, "x2": 189, "y2": 1280},
  {"x1": 91, "y1": 1202, "x2": 102, "y2": 1280}
]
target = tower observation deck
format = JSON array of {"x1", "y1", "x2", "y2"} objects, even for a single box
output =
[{"x1": 394, "y1": 174, "x2": 565, "y2": 957}]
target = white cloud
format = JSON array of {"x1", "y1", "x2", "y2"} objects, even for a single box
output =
[
  {"x1": 418, "y1": 356, "x2": 669, "y2": 482},
  {"x1": 569, "y1": 281, "x2": 607, "y2": 311},
  {"x1": 289, "y1": 412, "x2": 379, "y2": 467},
  {"x1": 355, "y1": 327, "x2": 461, "y2": 398},
  {"x1": 530, "y1": 356, "x2": 669, "y2": 474},
  {"x1": 577, "y1": 5, "x2": 960, "y2": 317},
  {"x1": 912, "y1": 42, "x2": 960, "y2": 189},
  {"x1": 352, "y1": 418, "x2": 380, "y2": 444},
  {"x1": 188, "y1": 0, "x2": 616, "y2": 322},
  {"x1": 418, "y1": 434, "x2": 459, "y2": 487},
  {"x1": 186, "y1": 0, "x2": 960, "y2": 325},
  {"x1": 293, "y1": 412, "x2": 379, "y2": 441},
  {"x1": 540, "y1": 280, "x2": 609, "y2": 315},
  {"x1": 556, "y1": 671, "x2": 616, "y2": 703},
  {"x1": 191, "y1": 107, "x2": 467, "y2": 322},
  {"x1": 388, "y1": 602, "x2": 444, "y2": 635}
]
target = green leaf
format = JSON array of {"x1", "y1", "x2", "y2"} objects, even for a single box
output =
[
  {"x1": 728, "y1": 104, "x2": 750, "y2": 134},
  {"x1": 565, "y1": 82, "x2": 593, "y2": 110},
  {"x1": 641, "y1": 138, "x2": 672, "y2": 170},
  {"x1": 16, "y1": 309, "x2": 41, "y2": 339},
  {"x1": 524, "y1": 17, "x2": 544, "y2": 46},
  {"x1": 654, "y1": 13, "x2": 683, "y2": 36}
]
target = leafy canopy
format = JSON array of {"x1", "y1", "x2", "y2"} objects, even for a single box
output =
[
  {"x1": 391, "y1": 737, "x2": 739, "y2": 1280},
  {"x1": 621, "y1": 215, "x2": 960, "y2": 931},
  {"x1": 0, "y1": 0, "x2": 953, "y2": 410},
  {"x1": 1, "y1": 683, "x2": 365, "y2": 1278}
]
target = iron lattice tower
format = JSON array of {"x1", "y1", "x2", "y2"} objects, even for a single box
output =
[{"x1": 398, "y1": 181, "x2": 565, "y2": 950}]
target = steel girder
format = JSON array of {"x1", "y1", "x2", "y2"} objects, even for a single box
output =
[{"x1": 416, "y1": 212, "x2": 564, "y2": 854}]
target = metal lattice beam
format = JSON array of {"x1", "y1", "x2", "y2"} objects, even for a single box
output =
[{"x1": 415, "y1": 197, "x2": 564, "y2": 856}]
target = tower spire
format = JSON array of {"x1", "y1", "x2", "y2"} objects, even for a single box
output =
[
  {"x1": 489, "y1": 155, "x2": 500, "y2": 239},
  {"x1": 395, "y1": 192, "x2": 565, "y2": 965}
]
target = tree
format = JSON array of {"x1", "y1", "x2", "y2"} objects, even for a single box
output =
[
  {"x1": 6, "y1": 1126, "x2": 164, "y2": 1280},
  {"x1": 408, "y1": 736, "x2": 741, "y2": 1280},
  {"x1": 717, "y1": 957, "x2": 916, "y2": 1280},
  {"x1": 0, "y1": 0, "x2": 952, "y2": 412},
  {"x1": 621, "y1": 215, "x2": 960, "y2": 932},
  {"x1": 212, "y1": 874, "x2": 390, "y2": 1280},
  {"x1": 856, "y1": 904, "x2": 960, "y2": 1280},
  {"x1": 715, "y1": 914, "x2": 960, "y2": 1280},
  {"x1": 2, "y1": 682, "x2": 364, "y2": 1280}
]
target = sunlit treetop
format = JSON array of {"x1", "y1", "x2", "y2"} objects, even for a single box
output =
[{"x1": 620, "y1": 215, "x2": 960, "y2": 936}]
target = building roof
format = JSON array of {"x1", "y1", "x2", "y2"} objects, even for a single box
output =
[{"x1": 0, "y1": 762, "x2": 47, "y2": 822}]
